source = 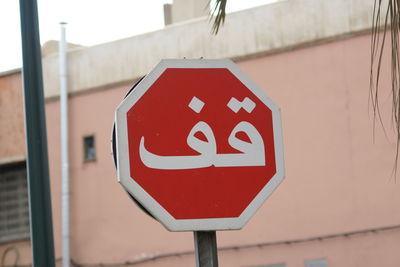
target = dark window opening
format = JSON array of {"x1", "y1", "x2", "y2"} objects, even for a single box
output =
[
  {"x1": 83, "y1": 135, "x2": 96, "y2": 162},
  {"x1": 0, "y1": 162, "x2": 30, "y2": 243}
]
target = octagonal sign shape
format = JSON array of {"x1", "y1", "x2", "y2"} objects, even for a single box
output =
[{"x1": 115, "y1": 59, "x2": 284, "y2": 231}]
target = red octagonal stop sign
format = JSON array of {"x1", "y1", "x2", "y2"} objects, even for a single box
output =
[{"x1": 115, "y1": 59, "x2": 284, "y2": 231}]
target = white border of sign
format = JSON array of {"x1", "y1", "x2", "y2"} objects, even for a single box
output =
[{"x1": 115, "y1": 59, "x2": 284, "y2": 231}]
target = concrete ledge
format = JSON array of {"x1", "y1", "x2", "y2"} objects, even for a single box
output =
[
  {"x1": 42, "y1": 0, "x2": 380, "y2": 98},
  {"x1": 0, "y1": 68, "x2": 21, "y2": 77}
]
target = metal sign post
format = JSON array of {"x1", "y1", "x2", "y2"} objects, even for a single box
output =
[
  {"x1": 194, "y1": 231, "x2": 218, "y2": 267},
  {"x1": 19, "y1": 0, "x2": 56, "y2": 266}
]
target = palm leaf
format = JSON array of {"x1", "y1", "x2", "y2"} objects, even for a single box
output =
[
  {"x1": 209, "y1": 0, "x2": 227, "y2": 34},
  {"x1": 371, "y1": 0, "x2": 400, "y2": 175}
]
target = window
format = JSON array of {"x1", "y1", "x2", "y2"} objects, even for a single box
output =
[
  {"x1": 0, "y1": 162, "x2": 30, "y2": 243},
  {"x1": 305, "y1": 258, "x2": 327, "y2": 267},
  {"x1": 83, "y1": 135, "x2": 96, "y2": 162}
]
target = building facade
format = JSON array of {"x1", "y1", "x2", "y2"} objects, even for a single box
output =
[{"x1": 1, "y1": 0, "x2": 400, "y2": 266}]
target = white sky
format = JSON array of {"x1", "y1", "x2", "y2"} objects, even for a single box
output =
[{"x1": 0, "y1": 0, "x2": 276, "y2": 72}]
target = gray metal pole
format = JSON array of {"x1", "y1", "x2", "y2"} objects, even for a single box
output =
[
  {"x1": 19, "y1": 0, "x2": 56, "y2": 266},
  {"x1": 194, "y1": 231, "x2": 219, "y2": 267},
  {"x1": 59, "y1": 22, "x2": 70, "y2": 267}
]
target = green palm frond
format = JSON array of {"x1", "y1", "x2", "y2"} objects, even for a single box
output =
[{"x1": 209, "y1": 0, "x2": 227, "y2": 34}]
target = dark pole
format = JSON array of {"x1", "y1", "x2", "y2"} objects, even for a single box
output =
[
  {"x1": 194, "y1": 231, "x2": 219, "y2": 267},
  {"x1": 19, "y1": 0, "x2": 56, "y2": 266}
]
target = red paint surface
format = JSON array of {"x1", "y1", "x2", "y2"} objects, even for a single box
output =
[{"x1": 127, "y1": 68, "x2": 276, "y2": 219}]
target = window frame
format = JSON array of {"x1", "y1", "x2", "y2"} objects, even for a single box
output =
[{"x1": 83, "y1": 134, "x2": 96, "y2": 162}]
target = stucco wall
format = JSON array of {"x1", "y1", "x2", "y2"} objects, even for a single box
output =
[
  {"x1": 0, "y1": 70, "x2": 25, "y2": 164},
  {"x1": 43, "y1": 32, "x2": 400, "y2": 266}
]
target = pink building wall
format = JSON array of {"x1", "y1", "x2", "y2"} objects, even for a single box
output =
[
  {"x1": 0, "y1": 70, "x2": 25, "y2": 163},
  {"x1": 1, "y1": 31, "x2": 400, "y2": 266},
  {"x1": 43, "y1": 32, "x2": 400, "y2": 266}
]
